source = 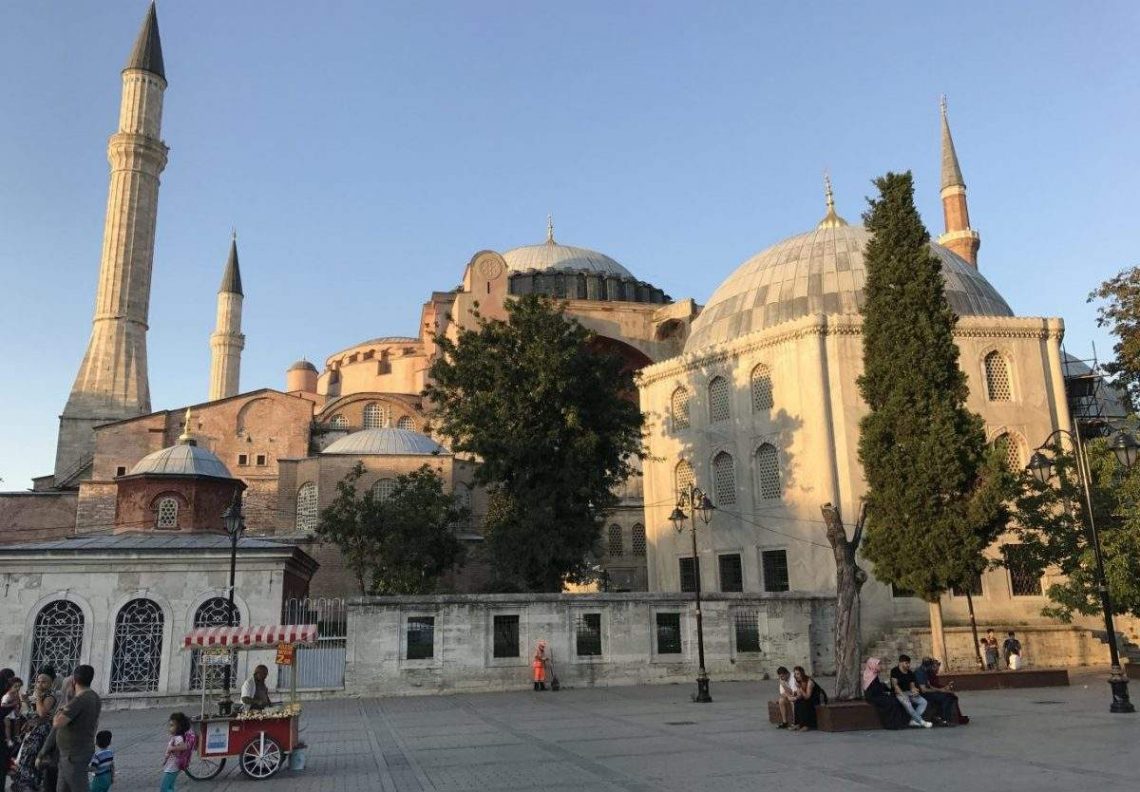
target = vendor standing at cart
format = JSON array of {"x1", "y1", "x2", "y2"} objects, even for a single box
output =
[{"x1": 240, "y1": 665, "x2": 273, "y2": 711}]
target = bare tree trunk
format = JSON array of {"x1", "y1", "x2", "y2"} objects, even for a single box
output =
[
  {"x1": 822, "y1": 502, "x2": 867, "y2": 701},
  {"x1": 965, "y1": 591, "x2": 984, "y2": 670},
  {"x1": 928, "y1": 600, "x2": 947, "y2": 668}
]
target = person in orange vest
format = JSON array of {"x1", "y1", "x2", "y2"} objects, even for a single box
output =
[{"x1": 533, "y1": 640, "x2": 549, "y2": 691}]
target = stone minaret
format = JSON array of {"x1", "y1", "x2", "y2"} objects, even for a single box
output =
[
  {"x1": 937, "y1": 97, "x2": 981, "y2": 267},
  {"x1": 54, "y1": 3, "x2": 169, "y2": 485},
  {"x1": 209, "y1": 235, "x2": 245, "y2": 400}
]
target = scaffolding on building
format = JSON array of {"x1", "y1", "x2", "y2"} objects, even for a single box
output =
[{"x1": 1062, "y1": 345, "x2": 1131, "y2": 439}]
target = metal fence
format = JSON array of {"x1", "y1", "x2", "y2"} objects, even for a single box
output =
[{"x1": 278, "y1": 597, "x2": 347, "y2": 690}]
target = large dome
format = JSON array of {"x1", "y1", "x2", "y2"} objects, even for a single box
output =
[
  {"x1": 322, "y1": 427, "x2": 449, "y2": 456},
  {"x1": 685, "y1": 224, "x2": 1013, "y2": 352},
  {"x1": 128, "y1": 443, "x2": 233, "y2": 479},
  {"x1": 502, "y1": 241, "x2": 632, "y2": 278}
]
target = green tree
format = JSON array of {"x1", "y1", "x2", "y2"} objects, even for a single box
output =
[
  {"x1": 315, "y1": 463, "x2": 466, "y2": 595},
  {"x1": 425, "y1": 295, "x2": 644, "y2": 592},
  {"x1": 1089, "y1": 266, "x2": 1140, "y2": 408},
  {"x1": 1008, "y1": 439, "x2": 1140, "y2": 620},
  {"x1": 857, "y1": 171, "x2": 1007, "y2": 663}
]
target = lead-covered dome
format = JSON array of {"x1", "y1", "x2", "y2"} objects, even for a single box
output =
[
  {"x1": 685, "y1": 224, "x2": 1013, "y2": 352},
  {"x1": 502, "y1": 241, "x2": 633, "y2": 278},
  {"x1": 128, "y1": 443, "x2": 233, "y2": 479},
  {"x1": 321, "y1": 427, "x2": 448, "y2": 456}
]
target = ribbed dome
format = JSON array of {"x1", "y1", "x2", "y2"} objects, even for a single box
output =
[
  {"x1": 129, "y1": 443, "x2": 233, "y2": 479},
  {"x1": 287, "y1": 359, "x2": 318, "y2": 372},
  {"x1": 502, "y1": 242, "x2": 632, "y2": 278},
  {"x1": 322, "y1": 428, "x2": 449, "y2": 456},
  {"x1": 685, "y1": 224, "x2": 1013, "y2": 352}
]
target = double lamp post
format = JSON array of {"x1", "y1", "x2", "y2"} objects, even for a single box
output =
[{"x1": 670, "y1": 485, "x2": 715, "y2": 703}]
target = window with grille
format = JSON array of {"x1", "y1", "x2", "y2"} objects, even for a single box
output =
[
  {"x1": 713, "y1": 452, "x2": 736, "y2": 504},
  {"x1": 733, "y1": 610, "x2": 761, "y2": 653},
  {"x1": 1005, "y1": 545, "x2": 1043, "y2": 596},
  {"x1": 675, "y1": 459, "x2": 694, "y2": 499},
  {"x1": 708, "y1": 376, "x2": 730, "y2": 423},
  {"x1": 952, "y1": 572, "x2": 983, "y2": 597},
  {"x1": 372, "y1": 478, "x2": 396, "y2": 501},
  {"x1": 407, "y1": 616, "x2": 435, "y2": 659},
  {"x1": 189, "y1": 597, "x2": 238, "y2": 690},
  {"x1": 492, "y1": 615, "x2": 520, "y2": 658},
  {"x1": 994, "y1": 433, "x2": 1022, "y2": 472},
  {"x1": 109, "y1": 598, "x2": 163, "y2": 693},
  {"x1": 750, "y1": 364, "x2": 773, "y2": 412},
  {"x1": 631, "y1": 524, "x2": 646, "y2": 557},
  {"x1": 755, "y1": 444, "x2": 782, "y2": 499},
  {"x1": 655, "y1": 613, "x2": 682, "y2": 654},
  {"x1": 156, "y1": 497, "x2": 179, "y2": 529},
  {"x1": 984, "y1": 352, "x2": 1012, "y2": 401},
  {"x1": 396, "y1": 416, "x2": 416, "y2": 431},
  {"x1": 329, "y1": 414, "x2": 348, "y2": 430},
  {"x1": 671, "y1": 387, "x2": 691, "y2": 430},
  {"x1": 30, "y1": 600, "x2": 84, "y2": 682},
  {"x1": 607, "y1": 524, "x2": 623, "y2": 556},
  {"x1": 679, "y1": 557, "x2": 700, "y2": 593},
  {"x1": 363, "y1": 402, "x2": 384, "y2": 429},
  {"x1": 761, "y1": 549, "x2": 789, "y2": 592},
  {"x1": 296, "y1": 482, "x2": 319, "y2": 533},
  {"x1": 719, "y1": 553, "x2": 744, "y2": 592},
  {"x1": 575, "y1": 613, "x2": 602, "y2": 656}
]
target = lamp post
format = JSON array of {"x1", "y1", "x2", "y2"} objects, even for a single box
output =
[
  {"x1": 220, "y1": 491, "x2": 245, "y2": 714},
  {"x1": 1026, "y1": 427, "x2": 1138, "y2": 714},
  {"x1": 670, "y1": 485, "x2": 715, "y2": 703}
]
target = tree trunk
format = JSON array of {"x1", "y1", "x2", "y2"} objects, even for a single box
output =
[
  {"x1": 928, "y1": 599, "x2": 947, "y2": 668},
  {"x1": 822, "y1": 503, "x2": 866, "y2": 701},
  {"x1": 965, "y1": 591, "x2": 985, "y2": 670}
]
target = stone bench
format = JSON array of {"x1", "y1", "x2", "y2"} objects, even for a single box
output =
[{"x1": 939, "y1": 668, "x2": 1069, "y2": 691}]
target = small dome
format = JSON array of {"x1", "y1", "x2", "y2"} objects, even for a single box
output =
[
  {"x1": 322, "y1": 427, "x2": 449, "y2": 456},
  {"x1": 129, "y1": 443, "x2": 233, "y2": 479},
  {"x1": 502, "y1": 241, "x2": 632, "y2": 278},
  {"x1": 287, "y1": 359, "x2": 318, "y2": 372},
  {"x1": 685, "y1": 224, "x2": 1013, "y2": 352}
]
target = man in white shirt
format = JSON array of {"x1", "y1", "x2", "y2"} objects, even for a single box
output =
[
  {"x1": 240, "y1": 665, "x2": 272, "y2": 711},
  {"x1": 775, "y1": 666, "x2": 796, "y2": 728}
]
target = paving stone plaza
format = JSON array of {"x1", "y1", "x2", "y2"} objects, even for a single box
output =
[{"x1": 98, "y1": 669, "x2": 1137, "y2": 792}]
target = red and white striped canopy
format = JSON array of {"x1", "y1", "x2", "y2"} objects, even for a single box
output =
[{"x1": 182, "y1": 624, "x2": 318, "y2": 650}]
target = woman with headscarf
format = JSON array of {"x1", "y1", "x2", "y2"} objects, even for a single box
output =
[
  {"x1": 862, "y1": 658, "x2": 909, "y2": 730},
  {"x1": 532, "y1": 640, "x2": 549, "y2": 691}
]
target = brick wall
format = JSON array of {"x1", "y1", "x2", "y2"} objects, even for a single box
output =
[{"x1": 0, "y1": 493, "x2": 79, "y2": 542}]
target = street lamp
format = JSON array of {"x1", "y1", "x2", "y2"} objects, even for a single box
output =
[
  {"x1": 1027, "y1": 427, "x2": 1138, "y2": 714},
  {"x1": 670, "y1": 485, "x2": 715, "y2": 703},
  {"x1": 220, "y1": 490, "x2": 245, "y2": 714}
]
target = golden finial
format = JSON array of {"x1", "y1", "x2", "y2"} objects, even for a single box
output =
[
  {"x1": 824, "y1": 170, "x2": 835, "y2": 211},
  {"x1": 940, "y1": 94, "x2": 948, "y2": 117},
  {"x1": 817, "y1": 170, "x2": 848, "y2": 229},
  {"x1": 546, "y1": 213, "x2": 555, "y2": 244},
  {"x1": 178, "y1": 407, "x2": 197, "y2": 445}
]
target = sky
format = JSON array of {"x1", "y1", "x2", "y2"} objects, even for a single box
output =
[{"x1": 0, "y1": 1, "x2": 1138, "y2": 488}]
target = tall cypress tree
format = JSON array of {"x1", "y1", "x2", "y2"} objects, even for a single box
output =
[{"x1": 857, "y1": 172, "x2": 993, "y2": 662}]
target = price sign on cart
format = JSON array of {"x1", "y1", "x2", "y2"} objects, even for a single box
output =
[{"x1": 275, "y1": 642, "x2": 295, "y2": 666}]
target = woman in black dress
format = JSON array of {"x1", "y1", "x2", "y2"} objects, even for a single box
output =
[
  {"x1": 790, "y1": 666, "x2": 823, "y2": 731},
  {"x1": 862, "y1": 657, "x2": 909, "y2": 730}
]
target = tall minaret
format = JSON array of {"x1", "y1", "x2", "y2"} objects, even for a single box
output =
[
  {"x1": 54, "y1": 3, "x2": 169, "y2": 484},
  {"x1": 208, "y1": 234, "x2": 245, "y2": 400},
  {"x1": 937, "y1": 97, "x2": 981, "y2": 267}
]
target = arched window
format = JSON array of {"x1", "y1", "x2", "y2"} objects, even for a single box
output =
[
  {"x1": 994, "y1": 433, "x2": 1023, "y2": 471},
  {"x1": 189, "y1": 597, "x2": 239, "y2": 690},
  {"x1": 363, "y1": 402, "x2": 384, "y2": 429},
  {"x1": 109, "y1": 599, "x2": 164, "y2": 693},
  {"x1": 631, "y1": 524, "x2": 647, "y2": 557},
  {"x1": 756, "y1": 443, "x2": 782, "y2": 499},
  {"x1": 708, "y1": 377, "x2": 730, "y2": 423},
  {"x1": 155, "y1": 496, "x2": 179, "y2": 529},
  {"x1": 30, "y1": 600, "x2": 84, "y2": 681},
  {"x1": 329, "y1": 414, "x2": 348, "y2": 430},
  {"x1": 674, "y1": 459, "x2": 694, "y2": 498},
  {"x1": 396, "y1": 416, "x2": 416, "y2": 431},
  {"x1": 607, "y1": 524, "x2": 624, "y2": 556},
  {"x1": 984, "y1": 352, "x2": 1012, "y2": 401},
  {"x1": 372, "y1": 478, "x2": 397, "y2": 501},
  {"x1": 713, "y1": 451, "x2": 736, "y2": 505},
  {"x1": 750, "y1": 364, "x2": 773, "y2": 412},
  {"x1": 671, "y1": 387, "x2": 691, "y2": 430},
  {"x1": 296, "y1": 482, "x2": 319, "y2": 533}
]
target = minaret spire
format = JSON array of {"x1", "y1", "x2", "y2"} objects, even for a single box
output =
[
  {"x1": 55, "y1": 3, "x2": 170, "y2": 485},
  {"x1": 817, "y1": 171, "x2": 848, "y2": 229},
  {"x1": 936, "y1": 96, "x2": 981, "y2": 267},
  {"x1": 546, "y1": 213, "x2": 555, "y2": 244},
  {"x1": 209, "y1": 234, "x2": 246, "y2": 401}
]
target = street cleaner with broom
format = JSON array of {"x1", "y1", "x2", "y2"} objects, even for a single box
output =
[{"x1": 533, "y1": 640, "x2": 550, "y2": 691}]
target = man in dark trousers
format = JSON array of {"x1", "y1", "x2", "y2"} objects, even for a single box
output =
[{"x1": 40, "y1": 664, "x2": 101, "y2": 792}]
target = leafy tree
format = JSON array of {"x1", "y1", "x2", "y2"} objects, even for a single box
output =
[
  {"x1": 315, "y1": 463, "x2": 466, "y2": 595},
  {"x1": 1089, "y1": 266, "x2": 1140, "y2": 409},
  {"x1": 425, "y1": 295, "x2": 644, "y2": 592},
  {"x1": 1008, "y1": 438, "x2": 1140, "y2": 621},
  {"x1": 857, "y1": 171, "x2": 1008, "y2": 663}
]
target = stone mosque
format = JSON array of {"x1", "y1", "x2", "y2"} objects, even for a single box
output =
[{"x1": 0, "y1": 5, "x2": 1116, "y2": 693}]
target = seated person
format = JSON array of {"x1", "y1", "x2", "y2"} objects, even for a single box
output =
[
  {"x1": 862, "y1": 657, "x2": 910, "y2": 730},
  {"x1": 889, "y1": 655, "x2": 931, "y2": 728},
  {"x1": 918, "y1": 658, "x2": 965, "y2": 725},
  {"x1": 240, "y1": 665, "x2": 273, "y2": 711},
  {"x1": 774, "y1": 666, "x2": 796, "y2": 729},
  {"x1": 790, "y1": 666, "x2": 823, "y2": 731}
]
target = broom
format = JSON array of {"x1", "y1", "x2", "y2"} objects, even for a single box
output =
[{"x1": 547, "y1": 647, "x2": 561, "y2": 691}]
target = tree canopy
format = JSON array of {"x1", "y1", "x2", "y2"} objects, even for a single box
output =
[
  {"x1": 314, "y1": 463, "x2": 466, "y2": 595},
  {"x1": 424, "y1": 294, "x2": 644, "y2": 591},
  {"x1": 1089, "y1": 266, "x2": 1140, "y2": 408}
]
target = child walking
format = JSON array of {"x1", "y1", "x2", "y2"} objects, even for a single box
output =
[
  {"x1": 89, "y1": 730, "x2": 114, "y2": 792},
  {"x1": 160, "y1": 713, "x2": 192, "y2": 791}
]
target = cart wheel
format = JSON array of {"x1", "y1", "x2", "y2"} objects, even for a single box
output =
[
  {"x1": 184, "y1": 754, "x2": 226, "y2": 781},
  {"x1": 240, "y1": 732, "x2": 283, "y2": 779}
]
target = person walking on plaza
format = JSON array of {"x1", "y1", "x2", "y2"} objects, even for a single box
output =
[
  {"x1": 1003, "y1": 631, "x2": 1022, "y2": 670},
  {"x1": 88, "y1": 731, "x2": 113, "y2": 792},
  {"x1": 40, "y1": 664, "x2": 100, "y2": 792},
  {"x1": 982, "y1": 629, "x2": 1000, "y2": 671},
  {"x1": 532, "y1": 640, "x2": 549, "y2": 691},
  {"x1": 160, "y1": 713, "x2": 192, "y2": 792}
]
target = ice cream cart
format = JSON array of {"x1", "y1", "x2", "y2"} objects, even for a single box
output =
[{"x1": 180, "y1": 624, "x2": 317, "y2": 780}]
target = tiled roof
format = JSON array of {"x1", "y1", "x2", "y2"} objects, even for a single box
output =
[
  {"x1": 502, "y1": 242, "x2": 632, "y2": 278},
  {"x1": 0, "y1": 533, "x2": 294, "y2": 553},
  {"x1": 125, "y1": 3, "x2": 165, "y2": 80},
  {"x1": 129, "y1": 443, "x2": 233, "y2": 479}
]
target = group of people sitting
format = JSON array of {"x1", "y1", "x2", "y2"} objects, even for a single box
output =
[
  {"x1": 773, "y1": 666, "x2": 827, "y2": 730},
  {"x1": 863, "y1": 655, "x2": 966, "y2": 729}
]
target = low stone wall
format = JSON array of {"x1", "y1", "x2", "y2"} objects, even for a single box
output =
[
  {"x1": 346, "y1": 592, "x2": 835, "y2": 696},
  {"x1": 874, "y1": 625, "x2": 1110, "y2": 670}
]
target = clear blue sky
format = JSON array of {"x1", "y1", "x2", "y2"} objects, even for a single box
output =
[{"x1": 1, "y1": 1, "x2": 1137, "y2": 488}]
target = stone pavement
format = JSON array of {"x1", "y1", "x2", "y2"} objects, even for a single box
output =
[{"x1": 96, "y1": 669, "x2": 1138, "y2": 792}]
